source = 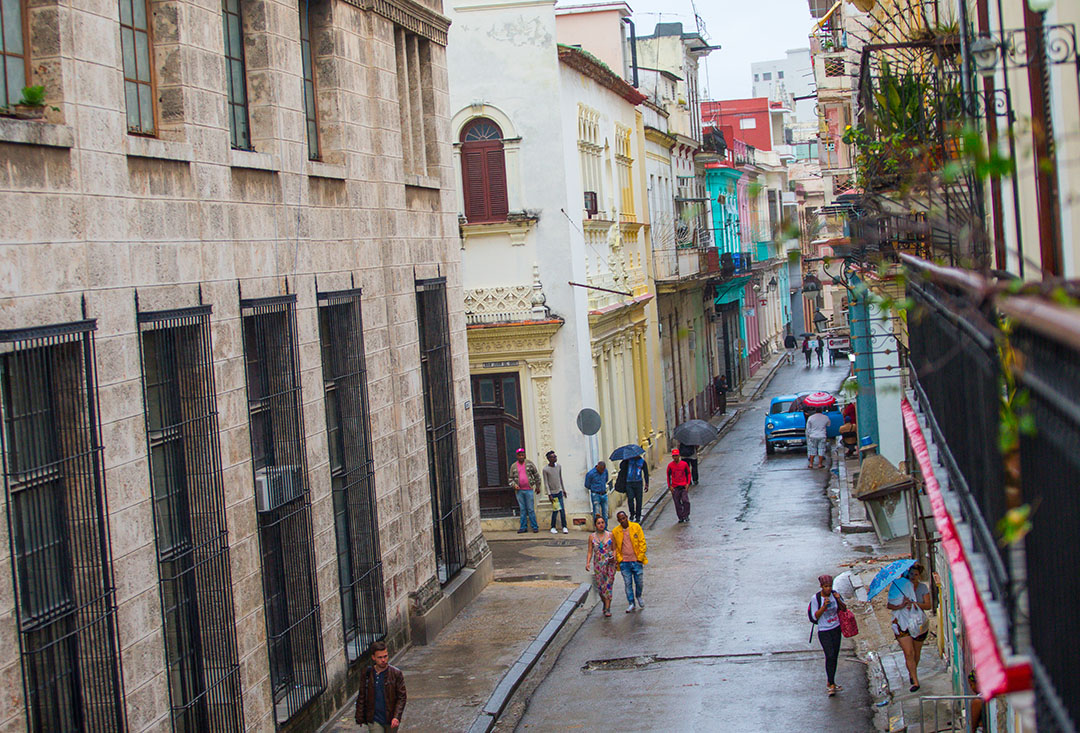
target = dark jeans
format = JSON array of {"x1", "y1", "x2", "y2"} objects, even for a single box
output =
[
  {"x1": 671, "y1": 485, "x2": 690, "y2": 521},
  {"x1": 550, "y1": 492, "x2": 567, "y2": 529},
  {"x1": 686, "y1": 457, "x2": 699, "y2": 484},
  {"x1": 816, "y1": 349, "x2": 824, "y2": 366},
  {"x1": 804, "y1": 350, "x2": 812, "y2": 366},
  {"x1": 819, "y1": 626, "x2": 842, "y2": 685},
  {"x1": 625, "y1": 481, "x2": 644, "y2": 521},
  {"x1": 716, "y1": 389, "x2": 727, "y2": 414}
]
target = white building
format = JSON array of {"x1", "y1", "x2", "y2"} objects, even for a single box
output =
[
  {"x1": 445, "y1": 0, "x2": 666, "y2": 527},
  {"x1": 751, "y1": 48, "x2": 815, "y2": 122}
]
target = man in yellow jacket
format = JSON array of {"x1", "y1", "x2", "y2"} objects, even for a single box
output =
[{"x1": 612, "y1": 510, "x2": 647, "y2": 613}]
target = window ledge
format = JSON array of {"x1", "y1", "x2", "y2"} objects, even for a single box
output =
[
  {"x1": 229, "y1": 148, "x2": 279, "y2": 172},
  {"x1": 0, "y1": 118, "x2": 74, "y2": 148},
  {"x1": 125, "y1": 135, "x2": 192, "y2": 162},
  {"x1": 404, "y1": 173, "x2": 442, "y2": 190},
  {"x1": 306, "y1": 160, "x2": 347, "y2": 180}
]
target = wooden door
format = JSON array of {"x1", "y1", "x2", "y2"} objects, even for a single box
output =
[{"x1": 471, "y1": 373, "x2": 524, "y2": 514}]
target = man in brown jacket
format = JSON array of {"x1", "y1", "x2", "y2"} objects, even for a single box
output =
[{"x1": 355, "y1": 641, "x2": 406, "y2": 732}]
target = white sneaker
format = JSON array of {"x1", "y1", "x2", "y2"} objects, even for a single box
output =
[
  {"x1": 626, "y1": 604, "x2": 635, "y2": 613},
  {"x1": 562, "y1": 527, "x2": 569, "y2": 533},
  {"x1": 550, "y1": 527, "x2": 558, "y2": 534}
]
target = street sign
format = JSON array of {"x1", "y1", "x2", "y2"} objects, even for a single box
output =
[{"x1": 576, "y1": 408, "x2": 602, "y2": 436}]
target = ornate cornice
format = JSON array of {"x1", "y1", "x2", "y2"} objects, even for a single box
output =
[{"x1": 347, "y1": 0, "x2": 451, "y2": 46}]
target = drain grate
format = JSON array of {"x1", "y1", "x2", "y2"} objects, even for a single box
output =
[
  {"x1": 496, "y1": 573, "x2": 573, "y2": 583},
  {"x1": 582, "y1": 649, "x2": 855, "y2": 672}
]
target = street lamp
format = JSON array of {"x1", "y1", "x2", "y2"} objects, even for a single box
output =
[
  {"x1": 970, "y1": 35, "x2": 999, "y2": 77},
  {"x1": 1027, "y1": 0, "x2": 1054, "y2": 11}
]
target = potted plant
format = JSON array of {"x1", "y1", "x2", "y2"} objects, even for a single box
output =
[{"x1": 13, "y1": 85, "x2": 50, "y2": 120}]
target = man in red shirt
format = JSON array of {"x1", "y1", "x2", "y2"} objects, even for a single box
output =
[{"x1": 667, "y1": 448, "x2": 692, "y2": 523}]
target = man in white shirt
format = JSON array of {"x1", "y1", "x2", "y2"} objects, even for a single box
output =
[{"x1": 805, "y1": 407, "x2": 832, "y2": 469}]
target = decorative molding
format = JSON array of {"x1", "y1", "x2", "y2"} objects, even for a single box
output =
[
  {"x1": 347, "y1": 0, "x2": 451, "y2": 45},
  {"x1": 532, "y1": 367, "x2": 554, "y2": 449},
  {"x1": 527, "y1": 360, "x2": 553, "y2": 378},
  {"x1": 465, "y1": 285, "x2": 532, "y2": 324}
]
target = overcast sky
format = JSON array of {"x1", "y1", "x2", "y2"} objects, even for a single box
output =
[{"x1": 630, "y1": 0, "x2": 814, "y2": 102}]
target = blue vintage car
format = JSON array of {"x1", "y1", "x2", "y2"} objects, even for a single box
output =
[{"x1": 764, "y1": 392, "x2": 844, "y2": 455}]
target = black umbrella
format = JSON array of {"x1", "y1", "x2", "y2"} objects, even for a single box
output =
[
  {"x1": 672, "y1": 419, "x2": 718, "y2": 446},
  {"x1": 609, "y1": 444, "x2": 646, "y2": 461}
]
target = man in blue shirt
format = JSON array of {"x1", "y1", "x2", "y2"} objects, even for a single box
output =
[{"x1": 584, "y1": 460, "x2": 609, "y2": 525}]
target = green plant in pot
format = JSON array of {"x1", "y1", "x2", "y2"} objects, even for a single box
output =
[{"x1": 13, "y1": 85, "x2": 51, "y2": 120}]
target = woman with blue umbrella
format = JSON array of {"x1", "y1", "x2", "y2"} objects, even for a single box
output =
[
  {"x1": 868, "y1": 559, "x2": 933, "y2": 692},
  {"x1": 610, "y1": 445, "x2": 649, "y2": 523}
]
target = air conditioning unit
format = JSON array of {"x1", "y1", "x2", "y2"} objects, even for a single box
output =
[
  {"x1": 584, "y1": 191, "x2": 599, "y2": 217},
  {"x1": 254, "y1": 465, "x2": 304, "y2": 512}
]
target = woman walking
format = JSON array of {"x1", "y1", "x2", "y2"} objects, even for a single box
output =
[
  {"x1": 810, "y1": 574, "x2": 846, "y2": 696},
  {"x1": 888, "y1": 563, "x2": 932, "y2": 691},
  {"x1": 586, "y1": 515, "x2": 617, "y2": 617}
]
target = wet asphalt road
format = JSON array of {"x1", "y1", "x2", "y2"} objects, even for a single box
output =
[{"x1": 515, "y1": 360, "x2": 874, "y2": 732}]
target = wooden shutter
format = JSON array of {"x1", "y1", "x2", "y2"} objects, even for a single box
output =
[
  {"x1": 462, "y1": 147, "x2": 487, "y2": 221},
  {"x1": 485, "y1": 146, "x2": 508, "y2": 220}
]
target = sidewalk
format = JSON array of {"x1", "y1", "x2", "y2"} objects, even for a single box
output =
[
  {"x1": 826, "y1": 443, "x2": 958, "y2": 733},
  {"x1": 729, "y1": 349, "x2": 790, "y2": 406}
]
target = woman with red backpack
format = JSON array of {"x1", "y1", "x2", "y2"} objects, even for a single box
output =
[{"x1": 809, "y1": 574, "x2": 848, "y2": 696}]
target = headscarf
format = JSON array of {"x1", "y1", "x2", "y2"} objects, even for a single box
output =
[{"x1": 818, "y1": 574, "x2": 834, "y2": 587}]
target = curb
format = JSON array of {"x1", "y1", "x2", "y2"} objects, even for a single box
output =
[
  {"x1": 749, "y1": 354, "x2": 789, "y2": 403},
  {"x1": 466, "y1": 582, "x2": 591, "y2": 733}
]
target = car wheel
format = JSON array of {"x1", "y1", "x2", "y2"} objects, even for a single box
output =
[{"x1": 765, "y1": 440, "x2": 776, "y2": 456}]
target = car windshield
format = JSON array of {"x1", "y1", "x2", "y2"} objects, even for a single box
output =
[{"x1": 771, "y1": 401, "x2": 793, "y2": 414}]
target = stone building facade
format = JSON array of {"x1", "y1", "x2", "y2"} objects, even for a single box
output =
[{"x1": 0, "y1": 0, "x2": 489, "y2": 729}]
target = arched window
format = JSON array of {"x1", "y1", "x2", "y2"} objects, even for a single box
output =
[{"x1": 460, "y1": 118, "x2": 508, "y2": 223}]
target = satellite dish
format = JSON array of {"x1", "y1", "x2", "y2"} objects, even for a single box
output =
[{"x1": 576, "y1": 408, "x2": 602, "y2": 436}]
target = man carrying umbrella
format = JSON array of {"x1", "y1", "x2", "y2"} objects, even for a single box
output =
[
  {"x1": 611, "y1": 444, "x2": 649, "y2": 524},
  {"x1": 667, "y1": 449, "x2": 692, "y2": 523}
]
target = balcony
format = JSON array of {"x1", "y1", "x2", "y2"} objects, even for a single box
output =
[{"x1": 900, "y1": 256, "x2": 1080, "y2": 730}]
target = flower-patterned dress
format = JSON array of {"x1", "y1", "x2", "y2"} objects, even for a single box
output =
[{"x1": 590, "y1": 532, "x2": 617, "y2": 602}]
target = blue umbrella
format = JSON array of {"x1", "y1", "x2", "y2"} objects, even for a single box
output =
[
  {"x1": 867, "y1": 559, "x2": 916, "y2": 600},
  {"x1": 609, "y1": 444, "x2": 645, "y2": 461}
]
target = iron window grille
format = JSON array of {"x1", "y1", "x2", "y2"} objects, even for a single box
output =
[
  {"x1": 415, "y1": 279, "x2": 466, "y2": 584},
  {"x1": 0, "y1": 320, "x2": 125, "y2": 732},
  {"x1": 137, "y1": 305, "x2": 244, "y2": 732},
  {"x1": 239, "y1": 295, "x2": 325, "y2": 724},
  {"x1": 317, "y1": 289, "x2": 386, "y2": 664},
  {"x1": 222, "y1": 0, "x2": 251, "y2": 150}
]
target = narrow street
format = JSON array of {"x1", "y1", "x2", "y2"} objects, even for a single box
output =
[{"x1": 515, "y1": 359, "x2": 874, "y2": 731}]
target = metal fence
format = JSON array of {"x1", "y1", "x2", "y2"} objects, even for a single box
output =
[
  {"x1": 904, "y1": 265, "x2": 1013, "y2": 639},
  {"x1": 416, "y1": 279, "x2": 467, "y2": 585},
  {"x1": 0, "y1": 321, "x2": 126, "y2": 731},
  {"x1": 240, "y1": 295, "x2": 326, "y2": 724},
  {"x1": 1001, "y1": 298, "x2": 1080, "y2": 732},
  {"x1": 317, "y1": 289, "x2": 387, "y2": 663},
  {"x1": 138, "y1": 305, "x2": 244, "y2": 731}
]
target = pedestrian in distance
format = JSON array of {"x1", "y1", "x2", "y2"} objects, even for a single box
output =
[
  {"x1": 510, "y1": 448, "x2": 541, "y2": 533},
  {"x1": 667, "y1": 449, "x2": 692, "y2": 523},
  {"x1": 802, "y1": 336, "x2": 813, "y2": 367},
  {"x1": 585, "y1": 514, "x2": 617, "y2": 617},
  {"x1": 354, "y1": 641, "x2": 407, "y2": 732},
  {"x1": 678, "y1": 442, "x2": 699, "y2": 485},
  {"x1": 714, "y1": 373, "x2": 729, "y2": 414},
  {"x1": 810, "y1": 574, "x2": 847, "y2": 697},
  {"x1": 612, "y1": 510, "x2": 647, "y2": 613},
  {"x1": 784, "y1": 332, "x2": 798, "y2": 365},
  {"x1": 615, "y1": 454, "x2": 649, "y2": 523},
  {"x1": 543, "y1": 450, "x2": 569, "y2": 534},
  {"x1": 814, "y1": 334, "x2": 825, "y2": 367},
  {"x1": 585, "y1": 460, "x2": 610, "y2": 525},
  {"x1": 805, "y1": 406, "x2": 831, "y2": 469},
  {"x1": 888, "y1": 563, "x2": 933, "y2": 692}
]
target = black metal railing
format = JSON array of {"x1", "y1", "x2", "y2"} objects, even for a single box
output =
[
  {"x1": 905, "y1": 267, "x2": 1013, "y2": 636},
  {"x1": 240, "y1": 296, "x2": 325, "y2": 723},
  {"x1": 137, "y1": 305, "x2": 244, "y2": 731},
  {"x1": 0, "y1": 320, "x2": 126, "y2": 731},
  {"x1": 1004, "y1": 301, "x2": 1080, "y2": 733},
  {"x1": 416, "y1": 279, "x2": 466, "y2": 585},
  {"x1": 317, "y1": 289, "x2": 387, "y2": 663}
]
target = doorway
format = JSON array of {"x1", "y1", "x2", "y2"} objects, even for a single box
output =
[{"x1": 471, "y1": 372, "x2": 524, "y2": 515}]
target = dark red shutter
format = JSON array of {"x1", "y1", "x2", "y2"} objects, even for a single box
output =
[
  {"x1": 462, "y1": 147, "x2": 487, "y2": 221},
  {"x1": 485, "y1": 146, "x2": 508, "y2": 220}
]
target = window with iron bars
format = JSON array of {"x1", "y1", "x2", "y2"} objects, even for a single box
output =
[
  {"x1": 317, "y1": 289, "x2": 386, "y2": 664},
  {"x1": 0, "y1": 321, "x2": 125, "y2": 731},
  {"x1": 415, "y1": 279, "x2": 466, "y2": 584},
  {"x1": 240, "y1": 295, "x2": 325, "y2": 724},
  {"x1": 138, "y1": 305, "x2": 244, "y2": 732}
]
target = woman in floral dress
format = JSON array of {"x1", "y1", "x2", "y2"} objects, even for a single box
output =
[{"x1": 585, "y1": 514, "x2": 617, "y2": 617}]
